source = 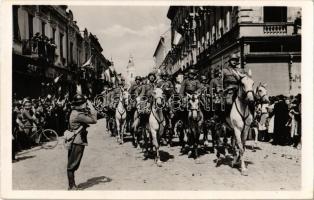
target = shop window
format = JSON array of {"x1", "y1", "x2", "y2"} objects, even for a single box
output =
[
  {"x1": 263, "y1": 7, "x2": 287, "y2": 22},
  {"x1": 70, "y1": 42, "x2": 73, "y2": 63},
  {"x1": 28, "y1": 14, "x2": 34, "y2": 38},
  {"x1": 59, "y1": 32, "x2": 64, "y2": 59},
  {"x1": 13, "y1": 6, "x2": 20, "y2": 40},
  {"x1": 41, "y1": 21, "x2": 46, "y2": 36},
  {"x1": 52, "y1": 28, "x2": 56, "y2": 43}
]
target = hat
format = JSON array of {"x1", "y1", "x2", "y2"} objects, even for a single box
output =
[
  {"x1": 188, "y1": 68, "x2": 197, "y2": 75},
  {"x1": 160, "y1": 71, "x2": 168, "y2": 77},
  {"x1": 214, "y1": 68, "x2": 221, "y2": 75},
  {"x1": 148, "y1": 72, "x2": 156, "y2": 80},
  {"x1": 135, "y1": 76, "x2": 141, "y2": 81},
  {"x1": 200, "y1": 75, "x2": 207, "y2": 81},
  {"x1": 229, "y1": 53, "x2": 239, "y2": 61},
  {"x1": 72, "y1": 94, "x2": 86, "y2": 106}
]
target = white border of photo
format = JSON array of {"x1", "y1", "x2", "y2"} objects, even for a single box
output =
[{"x1": 1, "y1": 0, "x2": 313, "y2": 199}]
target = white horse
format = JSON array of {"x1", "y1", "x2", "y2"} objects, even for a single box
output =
[
  {"x1": 226, "y1": 74, "x2": 255, "y2": 176},
  {"x1": 251, "y1": 83, "x2": 269, "y2": 150},
  {"x1": 115, "y1": 90, "x2": 129, "y2": 144},
  {"x1": 149, "y1": 88, "x2": 166, "y2": 167}
]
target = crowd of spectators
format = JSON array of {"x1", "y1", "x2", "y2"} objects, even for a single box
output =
[
  {"x1": 30, "y1": 32, "x2": 57, "y2": 64},
  {"x1": 255, "y1": 93, "x2": 302, "y2": 149},
  {"x1": 12, "y1": 93, "x2": 70, "y2": 161}
]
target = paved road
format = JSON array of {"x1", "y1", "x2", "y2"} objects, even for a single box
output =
[{"x1": 13, "y1": 118, "x2": 301, "y2": 190}]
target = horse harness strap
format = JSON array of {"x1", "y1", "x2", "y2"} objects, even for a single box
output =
[
  {"x1": 234, "y1": 98, "x2": 251, "y2": 127},
  {"x1": 151, "y1": 108, "x2": 165, "y2": 127}
]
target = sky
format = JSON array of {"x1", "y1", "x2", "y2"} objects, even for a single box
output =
[{"x1": 69, "y1": 6, "x2": 171, "y2": 77}]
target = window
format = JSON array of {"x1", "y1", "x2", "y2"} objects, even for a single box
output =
[
  {"x1": 59, "y1": 33, "x2": 64, "y2": 59},
  {"x1": 263, "y1": 7, "x2": 287, "y2": 22},
  {"x1": 52, "y1": 28, "x2": 56, "y2": 42},
  {"x1": 70, "y1": 42, "x2": 73, "y2": 63},
  {"x1": 28, "y1": 14, "x2": 33, "y2": 38},
  {"x1": 131, "y1": 73, "x2": 133, "y2": 78},
  {"x1": 13, "y1": 6, "x2": 20, "y2": 40},
  {"x1": 41, "y1": 21, "x2": 46, "y2": 36}
]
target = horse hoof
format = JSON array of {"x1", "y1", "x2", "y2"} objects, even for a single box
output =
[
  {"x1": 156, "y1": 161, "x2": 162, "y2": 167},
  {"x1": 241, "y1": 169, "x2": 248, "y2": 176}
]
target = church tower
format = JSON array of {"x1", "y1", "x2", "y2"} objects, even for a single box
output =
[{"x1": 126, "y1": 55, "x2": 135, "y2": 86}]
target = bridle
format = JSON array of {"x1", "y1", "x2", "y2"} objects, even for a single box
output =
[
  {"x1": 151, "y1": 96, "x2": 165, "y2": 128},
  {"x1": 233, "y1": 76, "x2": 254, "y2": 131}
]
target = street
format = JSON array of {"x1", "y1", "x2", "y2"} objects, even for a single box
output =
[{"x1": 13, "y1": 118, "x2": 301, "y2": 191}]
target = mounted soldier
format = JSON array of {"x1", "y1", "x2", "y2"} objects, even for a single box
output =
[
  {"x1": 180, "y1": 68, "x2": 203, "y2": 96},
  {"x1": 156, "y1": 71, "x2": 174, "y2": 145},
  {"x1": 127, "y1": 76, "x2": 142, "y2": 147},
  {"x1": 222, "y1": 53, "x2": 246, "y2": 110}
]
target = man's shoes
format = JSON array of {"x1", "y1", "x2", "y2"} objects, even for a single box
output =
[{"x1": 68, "y1": 185, "x2": 81, "y2": 190}]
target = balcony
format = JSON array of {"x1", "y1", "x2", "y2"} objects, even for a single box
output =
[
  {"x1": 21, "y1": 39, "x2": 57, "y2": 64},
  {"x1": 239, "y1": 22, "x2": 296, "y2": 37},
  {"x1": 263, "y1": 23, "x2": 287, "y2": 34}
]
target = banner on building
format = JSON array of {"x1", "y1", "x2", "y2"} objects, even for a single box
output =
[
  {"x1": 81, "y1": 56, "x2": 94, "y2": 69},
  {"x1": 173, "y1": 30, "x2": 183, "y2": 46}
]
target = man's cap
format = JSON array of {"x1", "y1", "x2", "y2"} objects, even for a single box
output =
[
  {"x1": 135, "y1": 76, "x2": 141, "y2": 81},
  {"x1": 229, "y1": 53, "x2": 239, "y2": 61},
  {"x1": 188, "y1": 68, "x2": 197, "y2": 75},
  {"x1": 72, "y1": 94, "x2": 86, "y2": 106}
]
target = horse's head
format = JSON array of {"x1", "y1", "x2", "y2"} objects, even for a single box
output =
[
  {"x1": 152, "y1": 87, "x2": 165, "y2": 109},
  {"x1": 121, "y1": 90, "x2": 129, "y2": 106},
  {"x1": 238, "y1": 74, "x2": 255, "y2": 103},
  {"x1": 255, "y1": 82, "x2": 269, "y2": 103},
  {"x1": 187, "y1": 93, "x2": 200, "y2": 120}
]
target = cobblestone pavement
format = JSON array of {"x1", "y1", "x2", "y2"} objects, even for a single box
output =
[{"x1": 13, "y1": 118, "x2": 301, "y2": 190}]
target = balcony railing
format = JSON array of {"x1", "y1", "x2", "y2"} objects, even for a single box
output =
[
  {"x1": 263, "y1": 23, "x2": 287, "y2": 34},
  {"x1": 21, "y1": 39, "x2": 57, "y2": 64}
]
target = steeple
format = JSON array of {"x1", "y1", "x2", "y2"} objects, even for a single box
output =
[{"x1": 127, "y1": 54, "x2": 134, "y2": 69}]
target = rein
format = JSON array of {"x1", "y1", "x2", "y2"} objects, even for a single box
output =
[{"x1": 151, "y1": 100, "x2": 165, "y2": 128}]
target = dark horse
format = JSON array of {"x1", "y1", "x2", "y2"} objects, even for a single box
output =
[{"x1": 186, "y1": 93, "x2": 203, "y2": 162}]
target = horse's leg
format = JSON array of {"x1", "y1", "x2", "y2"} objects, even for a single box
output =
[
  {"x1": 116, "y1": 118, "x2": 120, "y2": 143},
  {"x1": 151, "y1": 127, "x2": 161, "y2": 166},
  {"x1": 253, "y1": 127, "x2": 258, "y2": 151},
  {"x1": 121, "y1": 119, "x2": 126, "y2": 144},
  {"x1": 240, "y1": 125, "x2": 250, "y2": 176}
]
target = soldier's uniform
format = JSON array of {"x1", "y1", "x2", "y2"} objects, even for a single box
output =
[
  {"x1": 222, "y1": 54, "x2": 246, "y2": 105},
  {"x1": 67, "y1": 95, "x2": 97, "y2": 190},
  {"x1": 156, "y1": 73, "x2": 174, "y2": 100},
  {"x1": 179, "y1": 70, "x2": 203, "y2": 96}
]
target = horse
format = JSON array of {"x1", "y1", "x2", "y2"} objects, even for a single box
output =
[
  {"x1": 252, "y1": 83, "x2": 269, "y2": 148},
  {"x1": 168, "y1": 94, "x2": 187, "y2": 152},
  {"x1": 149, "y1": 88, "x2": 166, "y2": 167},
  {"x1": 133, "y1": 96, "x2": 151, "y2": 156},
  {"x1": 186, "y1": 93, "x2": 204, "y2": 161},
  {"x1": 226, "y1": 73, "x2": 255, "y2": 176},
  {"x1": 126, "y1": 94, "x2": 139, "y2": 147},
  {"x1": 115, "y1": 90, "x2": 129, "y2": 144}
]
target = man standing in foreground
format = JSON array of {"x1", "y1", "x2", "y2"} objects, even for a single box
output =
[{"x1": 67, "y1": 94, "x2": 97, "y2": 190}]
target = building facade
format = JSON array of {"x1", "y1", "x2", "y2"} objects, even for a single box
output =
[
  {"x1": 12, "y1": 5, "x2": 111, "y2": 98},
  {"x1": 165, "y1": 6, "x2": 301, "y2": 96},
  {"x1": 153, "y1": 30, "x2": 171, "y2": 73}
]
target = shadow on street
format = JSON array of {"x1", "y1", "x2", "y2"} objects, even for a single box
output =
[
  {"x1": 78, "y1": 176, "x2": 112, "y2": 190},
  {"x1": 13, "y1": 155, "x2": 36, "y2": 162}
]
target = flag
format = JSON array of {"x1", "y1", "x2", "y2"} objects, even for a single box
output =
[
  {"x1": 173, "y1": 30, "x2": 183, "y2": 46},
  {"x1": 54, "y1": 74, "x2": 63, "y2": 83},
  {"x1": 81, "y1": 56, "x2": 93, "y2": 69},
  {"x1": 76, "y1": 84, "x2": 82, "y2": 95}
]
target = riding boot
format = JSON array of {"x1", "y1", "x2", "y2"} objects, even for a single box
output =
[{"x1": 67, "y1": 170, "x2": 78, "y2": 190}]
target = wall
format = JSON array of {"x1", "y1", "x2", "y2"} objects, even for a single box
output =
[{"x1": 246, "y1": 62, "x2": 301, "y2": 96}]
